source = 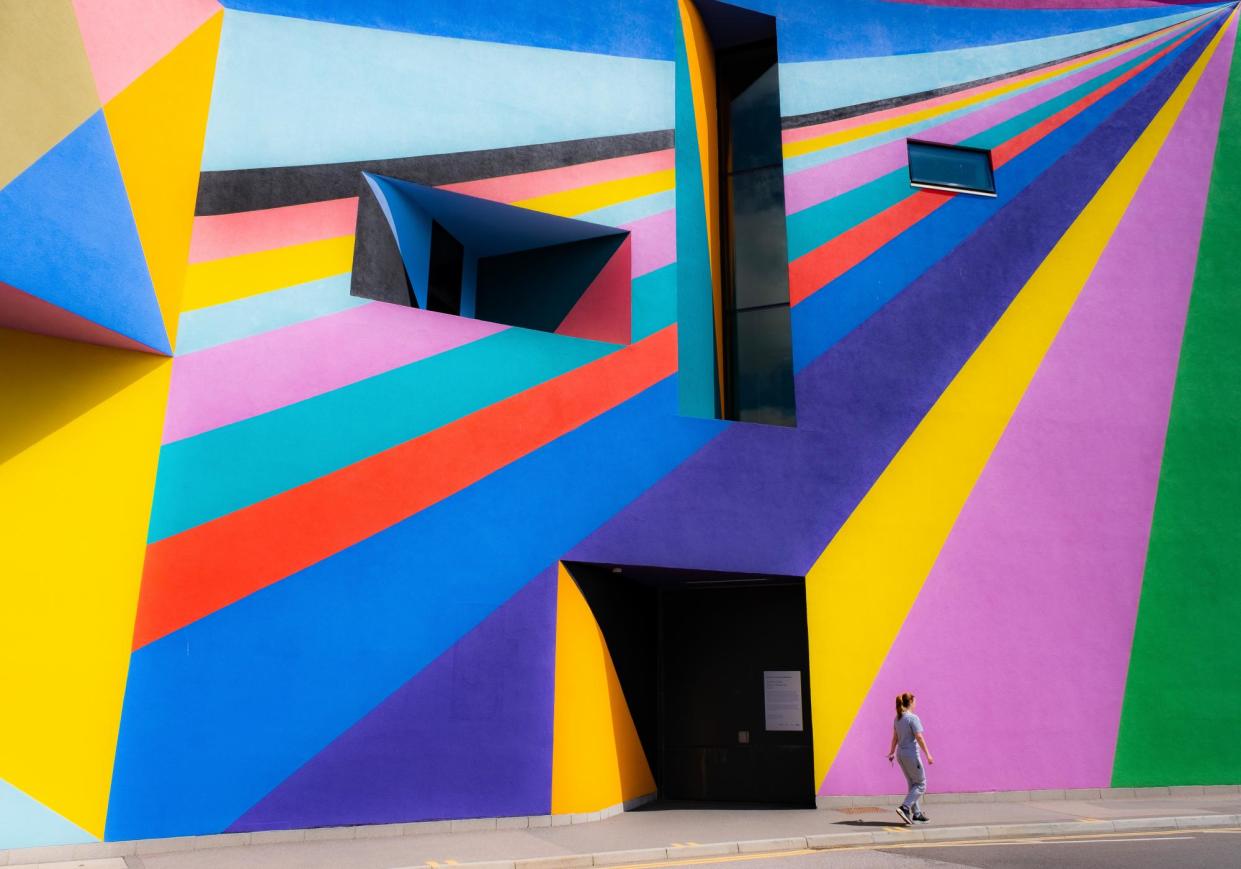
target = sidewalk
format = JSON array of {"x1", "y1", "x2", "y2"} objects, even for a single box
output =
[{"x1": 10, "y1": 788, "x2": 1241, "y2": 869}]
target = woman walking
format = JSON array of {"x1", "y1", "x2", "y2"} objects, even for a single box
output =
[{"x1": 887, "y1": 692, "x2": 933, "y2": 825}]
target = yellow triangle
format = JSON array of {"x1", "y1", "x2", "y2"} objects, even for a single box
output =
[
  {"x1": 551, "y1": 564, "x2": 655, "y2": 814},
  {"x1": 103, "y1": 12, "x2": 223, "y2": 349},
  {"x1": 0, "y1": 328, "x2": 171, "y2": 837}
]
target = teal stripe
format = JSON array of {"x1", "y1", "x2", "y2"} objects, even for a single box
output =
[
  {"x1": 175, "y1": 274, "x2": 366, "y2": 356},
  {"x1": 150, "y1": 328, "x2": 616, "y2": 541},
  {"x1": 632, "y1": 263, "x2": 676, "y2": 341},
  {"x1": 674, "y1": 22, "x2": 719, "y2": 420},
  {"x1": 779, "y1": 26, "x2": 1146, "y2": 178},
  {"x1": 777, "y1": 6, "x2": 1212, "y2": 116},
  {"x1": 786, "y1": 29, "x2": 1182, "y2": 261}
]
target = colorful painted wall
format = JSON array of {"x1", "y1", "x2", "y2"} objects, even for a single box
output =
[{"x1": 2, "y1": 0, "x2": 1239, "y2": 850}]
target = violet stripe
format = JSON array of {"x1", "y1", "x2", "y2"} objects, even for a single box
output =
[
  {"x1": 624, "y1": 208, "x2": 675, "y2": 276},
  {"x1": 779, "y1": 17, "x2": 1177, "y2": 146},
  {"x1": 822, "y1": 13, "x2": 1237, "y2": 796},
  {"x1": 785, "y1": 23, "x2": 1172, "y2": 214},
  {"x1": 163, "y1": 304, "x2": 507, "y2": 443}
]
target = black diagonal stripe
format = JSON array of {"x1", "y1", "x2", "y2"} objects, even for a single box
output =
[{"x1": 194, "y1": 130, "x2": 674, "y2": 216}]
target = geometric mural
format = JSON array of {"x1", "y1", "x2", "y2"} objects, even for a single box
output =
[{"x1": 2, "y1": 0, "x2": 1239, "y2": 851}]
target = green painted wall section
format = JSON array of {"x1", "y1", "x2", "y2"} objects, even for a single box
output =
[{"x1": 1112, "y1": 40, "x2": 1241, "y2": 787}]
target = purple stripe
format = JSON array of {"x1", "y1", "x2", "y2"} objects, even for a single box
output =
[
  {"x1": 823, "y1": 9, "x2": 1238, "y2": 797},
  {"x1": 785, "y1": 19, "x2": 1180, "y2": 214},
  {"x1": 229, "y1": 568, "x2": 557, "y2": 829},
  {"x1": 568, "y1": 16, "x2": 1218, "y2": 577},
  {"x1": 164, "y1": 303, "x2": 507, "y2": 443}
]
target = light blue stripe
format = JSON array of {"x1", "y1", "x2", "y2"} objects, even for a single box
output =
[
  {"x1": 0, "y1": 779, "x2": 94, "y2": 851},
  {"x1": 780, "y1": 41, "x2": 1107, "y2": 177},
  {"x1": 778, "y1": 7, "x2": 1214, "y2": 116},
  {"x1": 175, "y1": 273, "x2": 367, "y2": 356},
  {"x1": 204, "y1": 10, "x2": 674, "y2": 171},
  {"x1": 576, "y1": 190, "x2": 674, "y2": 227}
]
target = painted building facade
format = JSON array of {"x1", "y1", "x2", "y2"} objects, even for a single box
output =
[{"x1": 2, "y1": 0, "x2": 1240, "y2": 850}]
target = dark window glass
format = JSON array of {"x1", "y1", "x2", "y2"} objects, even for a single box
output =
[
  {"x1": 427, "y1": 220, "x2": 465, "y2": 314},
  {"x1": 907, "y1": 140, "x2": 995, "y2": 196},
  {"x1": 730, "y1": 306, "x2": 796, "y2": 428},
  {"x1": 727, "y1": 166, "x2": 792, "y2": 310},
  {"x1": 711, "y1": 14, "x2": 795, "y2": 426},
  {"x1": 721, "y1": 50, "x2": 782, "y2": 173}
]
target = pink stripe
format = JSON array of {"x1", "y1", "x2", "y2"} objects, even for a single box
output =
[
  {"x1": 785, "y1": 25, "x2": 1162, "y2": 214},
  {"x1": 781, "y1": 17, "x2": 1184, "y2": 146},
  {"x1": 164, "y1": 304, "x2": 507, "y2": 442},
  {"x1": 624, "y1": 209, "x2": 676, "y2": 277},
  {"x1": 439, "y1": 150, "x2": 674, "y2": 204},
  {"x1": 189, "y1": 198, "x2": 359, "y2": 263},
  {"x1": 821, "y1": 15, "x2": 1235, "y2": 796}
]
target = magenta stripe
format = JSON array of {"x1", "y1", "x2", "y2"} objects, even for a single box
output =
[
  {"x1": 785, "y1": 24, "x2": 1171, "y2": 214},
  {"x1": 821, "y1": 14, "x2": 1236, "y2": 796},
  {"x1": 625, "y1": 208, "x2": 675, "y2": 277},
  {"x1": 163, "y1": 304, "x2": 507, "y2": 443}
]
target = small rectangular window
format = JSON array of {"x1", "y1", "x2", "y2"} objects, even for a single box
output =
[{"x1": 907, "y1": 140, "x2": 995, "y2": 198}]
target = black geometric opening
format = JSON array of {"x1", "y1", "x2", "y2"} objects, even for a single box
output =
[{"x1": 350, "y1": 173, "x2": 633, "y2": 344}]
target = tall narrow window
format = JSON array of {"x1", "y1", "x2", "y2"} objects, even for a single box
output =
[
  {"x1": 677, "y1": 0, "x2": 796, "y2": 426},
  {"x1": 426, "y1": 221, "x2": 465, "y2": 314}
]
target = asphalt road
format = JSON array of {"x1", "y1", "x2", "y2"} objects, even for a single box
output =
[{"x1": 627, "y1": 828, "x2": 1241, "y2": 869}]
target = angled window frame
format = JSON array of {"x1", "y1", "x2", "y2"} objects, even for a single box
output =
[{"x1": 906, "y1": 139, "x2": 997, "y2": 198}]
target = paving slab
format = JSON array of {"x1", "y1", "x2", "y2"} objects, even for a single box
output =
[{"x1": 25, "y1": 792, "x2": 1238, "y2": 869}]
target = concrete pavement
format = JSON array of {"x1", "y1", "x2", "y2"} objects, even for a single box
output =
[{"x1": 5, "y1": 788, "x2": 1239, "y2": 869}]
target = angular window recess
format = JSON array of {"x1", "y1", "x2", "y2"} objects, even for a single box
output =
[
  {"x1": 350, "y1": 173, "x2": 632, "y2": 344},
  {"x1": 907, "y1": 139, "x2": 996, "y2": 197},
  {"x1": 676, "y1": 0, "x2": 796, "y2": 426}
]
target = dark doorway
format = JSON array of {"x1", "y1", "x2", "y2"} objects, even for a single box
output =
[{"x1": 564, "y1": 563, "x2": 815, "y2": 807}]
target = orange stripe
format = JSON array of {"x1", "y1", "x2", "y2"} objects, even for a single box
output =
[{"x1": 132, "y1": 326, "x2": 678, "y2": 650}]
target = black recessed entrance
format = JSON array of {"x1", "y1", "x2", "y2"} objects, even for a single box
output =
[{"x1": 564, "y1": 563, "x2": 814, "y2": 807}]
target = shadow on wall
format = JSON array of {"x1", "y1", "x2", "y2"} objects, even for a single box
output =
[{"x1": 0, "y1": 327, "x2": 167, "y2": 464}]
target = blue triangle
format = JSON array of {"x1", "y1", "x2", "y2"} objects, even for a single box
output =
[
  {"x1": 0, "y1": 777, "x2": 95, "y2": 850},
  {"x1": 0, "y1": 112, "x2": 170, "y2": 354}
]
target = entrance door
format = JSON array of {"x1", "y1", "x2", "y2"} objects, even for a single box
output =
[{"x1": 658, "y1": 582, "x2": 814, "y2": 805}]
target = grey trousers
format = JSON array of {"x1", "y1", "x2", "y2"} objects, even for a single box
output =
[{"x1": 897, "y1": 753, "x2": 926, "y2": 813}]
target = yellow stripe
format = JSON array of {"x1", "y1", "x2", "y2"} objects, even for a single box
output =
[
  {"x1": 804, "y1": 8, "x2": 1232, "y2": 789},
  {"x1": 181, "y1": 234, "x2": 355, "y2": 311},
  {"x1": 783, "y1": 17, "x2": 1189, "y2": 160},
  {"x1": 0, "y1": 329, "x2": 171, "y2": 836},
  {"x1": 514, "y1": 168, "x2": 674, "y2": 217}
]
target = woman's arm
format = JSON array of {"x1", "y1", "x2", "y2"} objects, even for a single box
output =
[
  {"x1": 915, "y1": 732, "x2": 934, "y2": 764},
  {"x1": 887, "y1": 727, "x2": 898, "y2": 760}
]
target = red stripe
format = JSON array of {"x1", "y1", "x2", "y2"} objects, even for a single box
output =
[
  {"x1": 789, "y1": 17, "x2": 1207, "y2": 307},
  {"x1": 133, "y1": 326, "x2": 678, "y2": 650}
]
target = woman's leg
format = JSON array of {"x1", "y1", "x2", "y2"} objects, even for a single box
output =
[{"x1": 898, "y1": 754, "x2": 926, "y2": 812}]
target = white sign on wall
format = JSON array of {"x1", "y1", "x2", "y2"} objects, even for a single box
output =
[{"x1": 763, "y1": 670, "x2": 803, "y2": 732}]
